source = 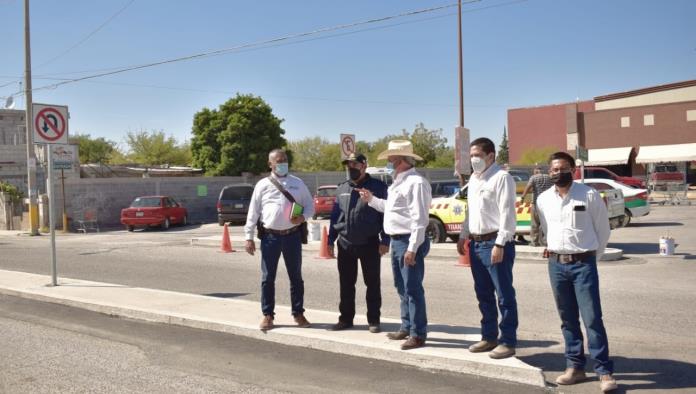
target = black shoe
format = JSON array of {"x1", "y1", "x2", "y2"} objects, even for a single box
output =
[
  {"x1": 386, "y1": 330, "x2": 409, "y2": 340},
  {"x1": 368, "y1": 324, "x2": 381, "y2": 333},
  {"x1": 329, "y1": 321, "x2": 353, "y2": 331}
]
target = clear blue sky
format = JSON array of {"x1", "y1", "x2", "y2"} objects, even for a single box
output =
[{"x1": 1, "y1": 0, "x2": 694, "y2": 152}]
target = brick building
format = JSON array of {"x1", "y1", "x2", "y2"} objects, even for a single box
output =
[{"x1": 508, "y1": 80, "x2": 696, "y2": 178}]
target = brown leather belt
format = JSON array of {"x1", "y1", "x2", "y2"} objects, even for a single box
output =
[
  {"x1": 548, "y1": 250, "x2": 596, "y2": 264},
  {"x1": 264, "y1": 225, "x2": 301, "y2": 236},
  {"x1": 469, "y1": 231, "x2": 498, "y2": 242}
]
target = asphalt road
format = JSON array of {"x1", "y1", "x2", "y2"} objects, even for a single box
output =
[
  {"x1": 1, "y1": 205, "x2": 696, "y2": 392},
  {"x1": 0, "y1": 294, "x2": 540, "y2": 394}
]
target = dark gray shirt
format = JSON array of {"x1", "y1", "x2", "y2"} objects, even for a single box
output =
[{"x1": 528, "y1": 174, "x2": 553, "y2": 204}]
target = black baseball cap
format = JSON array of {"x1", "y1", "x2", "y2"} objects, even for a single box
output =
[{"x1": 342, "y1": 152, "x2": 367, "y2": 165}]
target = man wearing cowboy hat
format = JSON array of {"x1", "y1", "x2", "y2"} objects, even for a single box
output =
[
  {"x1": 328, "y1": 152, "x2": 390, "y2": 333},
  {"x1": 358, "y1": 140, "x2": 432, "y2": 350}
]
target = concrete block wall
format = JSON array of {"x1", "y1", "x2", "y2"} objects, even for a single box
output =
[
  {"x1": 0, "y1": 109, "x2": 26, "y2": 146},
  {"x1": 49, "y1": 168, "x2": 458, "y2": 229}
]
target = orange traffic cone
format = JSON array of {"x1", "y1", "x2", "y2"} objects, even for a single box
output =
[
  {"x1": 220, "y1": 223, "x2": 235, "y2": 253},
  {"x1": 455, "y1": 239, "x2": 470, "y2": 267},
  {"x1": 316, "y1": 226, "x2": 333, "y2": 259}
]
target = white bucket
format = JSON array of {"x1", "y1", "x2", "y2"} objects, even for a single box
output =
[
  {"x1": 309, "y1": 222, "x2": 321, "y2": 241},
  {"x1": 659, "y1": 237, "x2": 675, "y2": 256}
]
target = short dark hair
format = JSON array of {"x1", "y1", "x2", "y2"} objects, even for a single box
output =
[
  {"x1": 470, "y1": 137, "x2": 495, "y2": 155},
  {"x1": 548, "y1": 151, "x2": 576, "y2": 169}
]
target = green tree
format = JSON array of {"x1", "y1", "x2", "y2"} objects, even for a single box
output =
[
  {"x1": 70, "y1": 134, "x2": 119, "y2": 164},
  {"x1": 124, "y1": 130, "x2": 190, "y2": 166},
  {"x1": 191, "y1": 94, "x2": 287, "y2": 176},
  {"x1": 517, "y1": 146, "x2": 557, "y2": 165},
  {"x1": 496, "y1": 126, "x2": 509, "y2": 165},
  {"x1": 371, "y1": 123, "x2": 453, "y2": 168},
  {"x1": 288, "y1": 137, "x2": 343, "y2": 171}
]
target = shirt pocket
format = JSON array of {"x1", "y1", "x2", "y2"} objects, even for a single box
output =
[{"x1": 571, "y1": 205, "x2": 589, "y2": 228}]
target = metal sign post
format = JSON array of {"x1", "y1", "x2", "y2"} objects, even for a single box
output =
[
  {"x1": 576, "y1": 145, "x2": 588, "y2": 184},
  {"x1": 47, "y1": 147, "x2": 57, "y2": 286},
  {"x1": 33, "y1": 103, "x2": 69, "y2": 286}
]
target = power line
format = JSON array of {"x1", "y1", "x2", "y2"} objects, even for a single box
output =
[
  {"x1": 36, "y1": 0, "x2": 137, "y2": 69},
  {"x1": 22, "y1": 1, "x2": 478, "y2": 94}
]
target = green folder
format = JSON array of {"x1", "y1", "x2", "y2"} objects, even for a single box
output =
[{"x1": 290, "y1": 202, "x2": 304, "y2": 218}]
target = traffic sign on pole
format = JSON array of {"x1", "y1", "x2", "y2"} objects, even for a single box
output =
[
  {"x1": 33, "y1": 103, "x2": 69, "y2": 145},
  {"x1": 340, "y1": 133, "x2": 356, "y2": 160}
]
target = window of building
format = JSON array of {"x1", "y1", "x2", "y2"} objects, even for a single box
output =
[
  {"x1": 687, "y1": 110, "x2": 696, "y2": 122},
  {"x1": 620, "y1": 116, "x2": 630, "y2": 128},
  {"x1": 643, "y1": 114, "x2": 654, "y2": 126}
]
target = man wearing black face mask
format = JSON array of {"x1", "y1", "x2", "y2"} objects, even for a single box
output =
[
  {"x1": 536, "y1": 152, "x2": 616, "y2": 392},
  {"x1": 328, "y1": 153, "x2": 390, "y2": 333}
]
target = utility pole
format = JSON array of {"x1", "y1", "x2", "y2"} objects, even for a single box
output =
[
  {"x1": 458, "y1": 0, "x2": 464, "y2": 128},
  {"x1": 24, "y1": 0, "x2": 39, "y2": 235}
]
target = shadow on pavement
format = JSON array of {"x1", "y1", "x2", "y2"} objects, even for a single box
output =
[
  {"x1": 628, "y1": 221, "x2": 683, "y2": 227},
  {"x1": 519, "y1": 353, "x2": 696, "y2": 392},
  {"x1": 609, "y1": 242, "x2": 658, "y2": 255},
  {"x1": 202, "y1": 292, "x2": 250, "y2": 299}
]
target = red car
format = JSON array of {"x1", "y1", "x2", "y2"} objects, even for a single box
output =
[
  {"x1": 121, "y1": 195, "x2": 188, "y2": 231},
  {"x1": 573, "y1": 167, "x2": 645, "y2": 188},
  {"x1": 313, "y1": 185, "x2": 338, "y2": 219}
]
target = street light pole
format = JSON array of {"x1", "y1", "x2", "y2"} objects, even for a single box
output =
[{"x1": 24, "y1": 0, "x2": 39, "y2": 235}]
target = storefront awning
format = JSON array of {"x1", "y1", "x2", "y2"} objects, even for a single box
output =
[
  {"x1": 585, "y1": 147, "x2": 633, "y2": 166},
  {"x1": 636, "y1": 143, "x2": 696, "y2": 164}
]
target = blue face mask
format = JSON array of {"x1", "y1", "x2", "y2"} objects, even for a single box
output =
[{"x1": 274, "y1": 162, "x2": 289, "y2": 177}]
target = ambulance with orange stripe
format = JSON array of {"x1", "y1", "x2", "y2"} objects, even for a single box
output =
[{"x1": 427, "y1": 185, "x2": 531, "y2": 243}]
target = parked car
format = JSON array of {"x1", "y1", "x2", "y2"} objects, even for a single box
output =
[
  {"x1": 574, "y1": 180, "x2": 627, "y2": 229},
  {"x1": 313, "y1": 185, "x2": 338, "y2": 219},
  {"x1": 508, "y1": 169, "x2": 531, "y2": 194},
  {"x1": 427, "y1": 185, "x2": 532, "y2": 243},
  {"x1": 217, "y1": 184, "x2": 254, "y2": 225},
  {"x1": 430, "y1": 180, "x2": 461, "y2": 198},
  {"x1": 573, "y1": 166, "x2": 645, "y2": 188},
  {"x1": 582, "y1": 178, "x2": 649, "y2": 226},
  {"x1": 121, "y1": 196, "x2": 187, "y2": 231}
]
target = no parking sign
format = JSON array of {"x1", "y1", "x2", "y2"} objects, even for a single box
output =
[{"x1": 33, "y1": 103, "x2": 69, "y2": 145}]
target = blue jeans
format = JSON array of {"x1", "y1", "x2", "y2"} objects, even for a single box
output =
[
  {"x1": 391, "y1": 237, "x2": 429, "y2": 339},
  {"x1": 260, "y1": 231, "x2": 304, "y2": 317},
  {"x1": 548, "y1": 255, "x2": 613, "y2": 375},
  {"x1": 469, "y1": 239, "x2": 518, "y2": 346}
]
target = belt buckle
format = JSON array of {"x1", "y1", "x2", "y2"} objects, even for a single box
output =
[{"x1": 559, "y1": 254, "x2": 573, "y2": 264}]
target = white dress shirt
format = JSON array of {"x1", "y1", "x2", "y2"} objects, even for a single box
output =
[
  {"x1": 368, "y1": 167, "x2": 432, "y2": 253},
  {"x1": 460, "y1": 163, "x2": 516, "y2": 245},
  {"x1": 536, "y1": 182, "x2": 610, "y2": 258},
  {"x1": 244, "y1": 173, "x2": 315, "y2": 240}
]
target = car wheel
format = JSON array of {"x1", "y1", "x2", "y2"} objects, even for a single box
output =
[
  {"x1": 426, "y1": 218, "x2": 447, "y2": 244},
  {"x1": 126, "y1": 225, "x2": 134, "y2": 232},
  {"x1": 623, "y1": 209, "x2": 632, "y2": 227},
  {"x1": 312, "y1": 214, "x2": 318, "y2": 220},
  {"x1": 162, "y1": 218, "x2": 170, "y2": 230},
  {"x1": 448, "y1": 234, "x2": 460, "y2": 243}
]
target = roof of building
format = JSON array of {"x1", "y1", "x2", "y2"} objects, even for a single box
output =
[{"x1": 594, "y1": 79, "x2": 696, "y2": 102}]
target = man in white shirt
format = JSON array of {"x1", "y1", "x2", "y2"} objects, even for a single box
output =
[
  {"x1": 536, "y1": 151, "x2": 617, "y2": 393},
  {"x1": 244, "y1": 149, "x2": 315, "y2": 332},
  {"x1": 358, "y1": 140, "x2": 432, "y2": 350},
  {"x1": 457, "y1": 137, "x2": 518, "y2": 359}
]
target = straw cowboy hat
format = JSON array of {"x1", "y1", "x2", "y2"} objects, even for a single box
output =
[{"x1": 377, "y1": 140, "x2": 423, "y2": 161}]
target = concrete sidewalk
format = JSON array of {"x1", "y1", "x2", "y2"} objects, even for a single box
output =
[{"x1": 0, "y1": 269, "x2": 545, "y2": 387}]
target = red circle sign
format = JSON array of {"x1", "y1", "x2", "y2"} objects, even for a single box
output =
[
  {"x1": 341, "y1": 136, "x2": 355, "y2": 156},
  {"x1": 35, "y1": 108, "x2": 66, "y2": 142}
]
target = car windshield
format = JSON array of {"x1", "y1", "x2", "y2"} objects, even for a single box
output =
[
  {"x1": 130, "y1": 197, "x2": 161, "y2": 207},
  {"x1": 222, "y1": 186, "x2": 253, "y2": 200},
  {"x1": 509, "y1": 171, "x2": 530, "y2": 181},
  {"x1": 317, "y1": 188, "x2": 337, "y2": 197}
]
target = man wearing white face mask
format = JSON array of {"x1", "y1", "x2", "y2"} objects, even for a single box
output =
[
  {"x1": 457, "y1": 137, "x2": 518, "y2": 359},
  {"x1": 245, "y1": 148, "x2": 315, "y2": 331}
]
